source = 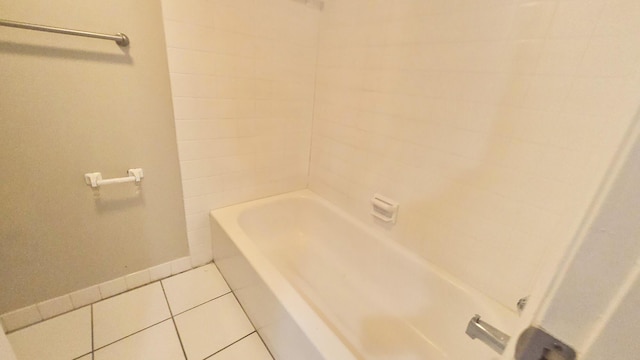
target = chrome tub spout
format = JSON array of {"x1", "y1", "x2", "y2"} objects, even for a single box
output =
[{"x1": 465, "y1": 314, "x2": 511, "y2": 354}]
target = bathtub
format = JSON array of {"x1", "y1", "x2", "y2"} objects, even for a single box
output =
[{"x1": 210, "y1": 190, "x2": 517, "y2": 360}]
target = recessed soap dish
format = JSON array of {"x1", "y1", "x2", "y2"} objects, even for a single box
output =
[{"x1": 371, "y1": 194, "x2": 399, "y2": 224}]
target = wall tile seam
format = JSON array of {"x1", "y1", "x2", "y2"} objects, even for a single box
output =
[
  {"x1": 167, "y1": 33, "x2": 321, "y2": 50},
  {"x1": 312, "y1": 96, "x2": 607, "y2": 124},
  {"x1": 173, "y1": 116, "x2": 254, "y2": 122},
  {"x1": 168, "y1": 72, "x2": 259, "y2": 81},
  {"x1": 165, "y1": 46, "x2": 258, "y2": 59},
  {"x1": 0, "y1": 256, "x2": 196, "y2": 334},
  {"x1": 178, "y1": 166, "x2": 305, "y2": 182},
  {"x1": 164, "y1": 17, "x2": 321, "y2": 42},
  {"x1": 177, "y1": 152, "x2": 256, "y2": 162},
  {"x1": 310, "y1": 145, "x2": 578, "y2": 184},
  {"x1": 162, "y1": 18, "x2": 217, "y2": 31},
  {"x1": 172, "y1": 96, "x2": 313, "y2": 103},
  {"x1": 314, "y1": 36, "x2": 591, "y2": 49},
  {"x1": 165, "y1": 26, "x2": 321, "y2": 48},
  {"x1": 165, "y1": 45, "x2": 256, "y2": 56}
]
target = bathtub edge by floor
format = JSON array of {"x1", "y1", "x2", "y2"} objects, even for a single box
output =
[{"x1": 210, "y1": 192, "x2": 355, "y2": 360}]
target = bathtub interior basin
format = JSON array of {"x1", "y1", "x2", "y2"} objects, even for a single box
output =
[{"x1": 211, "y1": 190, "x2": 518, "y2": 360}]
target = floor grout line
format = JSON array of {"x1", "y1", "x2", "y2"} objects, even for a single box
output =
[
  {"x1": 229, "y1": 291, "x2": 276, "y2": 360},
  {"x1": 172, "y1": 290, "x2": 233, "y2": 317},
  {"x1": 160, "y1": 281, "x2": 188, "y2": 360},
  {"x1": 9, "y1": 263, "x2": 274, "y2": 359},
  {"x1": 203, "y1": 331, "x2": 255, "y2": 360},
  {"x1": 91, "y1": 305, "x2": 94, "y2": 360},
  {"x1": 92, "y1": 318, "x2": 173, "y2": 352},
  {"x1": 214, "y1": 266, "x2": 275, "y2": 359}
]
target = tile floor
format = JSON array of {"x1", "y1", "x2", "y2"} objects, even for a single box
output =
[{"x1": 5, "y1": 264, "x2": 273, "y2": 360}]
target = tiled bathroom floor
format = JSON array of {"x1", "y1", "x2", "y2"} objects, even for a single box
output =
[{"x1": 6, "y1": 264, "x2": 273, "y2": 360}]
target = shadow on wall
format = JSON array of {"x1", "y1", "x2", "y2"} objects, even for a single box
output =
[
  {"x1": 91, "y1": 186, "x2": 145, "y2": 213},
  {"x1": 0, "y1": 40, "x2": 132, "y2": 64}
]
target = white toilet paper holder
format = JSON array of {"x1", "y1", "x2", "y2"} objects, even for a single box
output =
[{"x1": 84, "y1": 168, "x2": 144, "y2": 188}]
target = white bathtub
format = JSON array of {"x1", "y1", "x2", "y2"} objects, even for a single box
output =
[{"x1": 210, "y1": 190, "x2": 517, "y2": 360}]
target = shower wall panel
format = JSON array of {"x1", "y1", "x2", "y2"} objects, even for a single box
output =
[{"x1": 308, "y1": 0, "x2": 640, "y2": 308}]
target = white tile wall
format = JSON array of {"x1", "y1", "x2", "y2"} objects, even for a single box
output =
[
  {"x1": 309, "y1": 0, "x2": 640, "y2": 308},
  {"x1": 36, "y1": 296, "x2": 73, "y2": 320},
  {"x1": 0, "y1": 306, "x2": 42, "y2": 332},
  {"x1": 161, "y1": 0, "x2": 321, "y2": 267}
]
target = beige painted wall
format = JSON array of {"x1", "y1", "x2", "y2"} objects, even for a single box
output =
[{"x1": 0, "y1": 0, "x2": 189, "y2": 314}]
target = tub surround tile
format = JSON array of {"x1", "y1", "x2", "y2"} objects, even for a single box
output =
[
  {"x1": 99, "y1": 278, "x2": 128, "y2": 299},
  {"x1": 7, "y1": 307, "x2": 91, "y2": 360},
  {"x1": 1, "y1": 305, "x2": 42, "y2": 333},
  {"x1": 93, "y1": 320, "x2": 184, "y2": 360},
  {"x1": 125, "y1": 269, "x2": 152, "y2": 290},
  {"x1": 174, "y1": 293, "x2": 254, "y2": 360},
  {"x1": 162, "y1": 0, "x2": 318, "y2": 265},
  {"x1": 149, "y1": 262, "x2": 174, "y2": 282},
  {"x1": 70, "y1": 286, "x2": 102, "y2": 309},
  {"x1": 187, "y1": 228, "x2": 214, "y2": 267},
  {"x1": 162, "y1": 263, "x2": 231, "y2": 315},
  {"x1": 209, "y1": 333, "x2": 273, "y2": 360},
  {"x1": 307, "y1": 0, "x2": 640, "y2": 310},
  {"x1": 93, "y1": 283, "x2": 171, "y2": 349},
  {"x1": 36, "y1": 295, "x2": 74, "y2": 320},
  {"x1": 171, "y1": 257, "x2": 193, "y2": 275}
]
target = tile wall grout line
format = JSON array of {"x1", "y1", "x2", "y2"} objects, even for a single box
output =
[
  {"x1": 305, "y1": 16, "x2": 322, "y2": 185},
  {"x1": 4, "y1": 305, "x2": 92, "y2": 335},
  {"x1": 203, "y1": 331, "x2": 256, "y2": 360},
  {"x1": 255, "y1": 329, "x2": 276, "y2": 360},
  {"x1": 160, "y1": 281, "x2": 188, "y2": 360},
  {"x1": 171, "y1": 291, "x2": 233, "y2": 317},
  {"x1": 91, "y1": 304, "x2": 95, "y2": 360},
  {"x1": 92, "y1": 318, "x2": 173, "y2": 352},
  {"x1": 208, "y1": 262, "x2": 274, "y2": 358},
  {"x1": 229, "y1": 291, "x2": 276, "y2": 360},
  {"x1": 72, "y1": 351, "x2": 92, "y2": 360}
]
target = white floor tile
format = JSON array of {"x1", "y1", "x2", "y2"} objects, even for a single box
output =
[
  {"x1": 94, "y1": 320, "x2": 185, "y2": 360},
  {"x1": 7, "y1": 307, "x2": 91, "y2": 360},
  {"x1": 209, "y1": 333, "x2": 272, "y2": 360},
  {"x1": 175, "y1": 294, "x2": 254, "y2": 360},
  {"x1": 162, "y1": 264, "x2": 230, "y2": 315},
  {"x1": 93, "y1": 282, "x2": 171, "y2": 349}
]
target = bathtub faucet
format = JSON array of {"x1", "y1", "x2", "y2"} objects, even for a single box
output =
[{"x1": 465, "y1": 314, "x2": 511, "y2": 354}]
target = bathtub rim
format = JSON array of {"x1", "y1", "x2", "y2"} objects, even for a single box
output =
[
  {"x1": 210, "y1": 189, "x2": 518, "y2": 359},
  {"x1": 211, "y1": 190, "x2": 359, "y2": 360}
]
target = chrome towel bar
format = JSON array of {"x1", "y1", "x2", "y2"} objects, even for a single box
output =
[{"x1": 0, "y1": 18, "x2": 129, "y2": 47}]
